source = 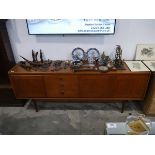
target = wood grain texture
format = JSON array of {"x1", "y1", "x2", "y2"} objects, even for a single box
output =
[
  {"x1": 44, "y1": 75, "x2": 78, "y2": 97},
  {"x1": 9, "y1": 64, "x2": 150, "y2": 102},
  {"x1": 10, "y1": 75, "x2": 46, "y2": 98}
]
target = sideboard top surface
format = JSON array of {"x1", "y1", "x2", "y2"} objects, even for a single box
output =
[{"x1": 8, "y1": 63, "x2": 150, "y2": 75}]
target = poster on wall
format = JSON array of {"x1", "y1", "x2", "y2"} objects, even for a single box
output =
[
  {"x1": 125, "y1": 60, "x2": 150, "y2": 72},
  {"x1": 135, "y1": 44, "x2": 155, "y2": 60}
]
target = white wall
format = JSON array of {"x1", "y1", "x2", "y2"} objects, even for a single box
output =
[{"x1": 6, "y1": 19, "x2": 155, "y2": 62}]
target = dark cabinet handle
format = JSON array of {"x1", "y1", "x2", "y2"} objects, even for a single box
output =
[
  {"x1": 60, "y1": 91, "x2": 64, "y2": 95},
  {"x1": 59, "y1": 78, "x2": 64, "y2": 81}
]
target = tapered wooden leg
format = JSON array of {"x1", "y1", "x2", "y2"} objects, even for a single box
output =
[
  {"x1": 32, "y1": 100, "x2": 39, "y2": 112},
  {"x1": 121, "y1": 102, "x2": 125, "y2": 113},
  {"x1": 24, "y1": 99, "x2": 32, "y2": 109}
]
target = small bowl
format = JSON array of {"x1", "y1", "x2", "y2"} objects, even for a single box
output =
[{"x1": 98, "y1": 66, "x2": 109, "y2": 72}]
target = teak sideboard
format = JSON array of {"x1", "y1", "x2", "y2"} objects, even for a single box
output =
[{"x1": 8, "y1": 63, "x2": 150, "y2": 112}]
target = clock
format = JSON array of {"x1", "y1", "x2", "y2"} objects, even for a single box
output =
[{"x1": 72, "y1": 47, "x2": 85, "y2": 61}]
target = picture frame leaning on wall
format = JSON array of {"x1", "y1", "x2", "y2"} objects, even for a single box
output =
[{"x1": 135, "y1": 44, "x2": 155, "y2": 60}]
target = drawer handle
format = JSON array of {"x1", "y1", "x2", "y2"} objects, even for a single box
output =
[{"x1": 60, "y1": 92, "x2": 64, "y2": 95}]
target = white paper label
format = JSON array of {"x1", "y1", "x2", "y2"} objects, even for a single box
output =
[{"x1": 107, "y1": 123, "x2": 117, "y2": 128}]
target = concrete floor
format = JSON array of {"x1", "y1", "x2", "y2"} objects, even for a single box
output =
[{"x1": 0, "y1": 101, "x2": 155, "y2": 135}]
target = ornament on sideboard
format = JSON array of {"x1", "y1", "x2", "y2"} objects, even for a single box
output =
[
  {"x1": 101, "y1": 51, "x2": 111, "y2": 66},
  {"x1": 100, "y1": 51, "x2": 114, "y2": 70},
  {"x1": 52, "y1": 60, "x2": 63, "y2": 71},
  {"x1": 70, "y1": 47, "x2": 118, "y2": 72},
  {"x1": 107, "y1": 59, "x2": 114, "y2": 70},
  {"x1": 113, "y1": 45, "x2": 124, "y2": 69},
  {"x1": 40, "y1": 50, "x2": 44, "y2": 63},
  {"x1": 19, "y1": 49, "x2": 52, "y2": 70},
  {"x1": 32, "y1": 50, "x2": 39, "y2": 62},
  {"x1": 32, "y1": 49, "x2": 44, "y2": 63},
  {"x1": 72, "y1": 47, "x2": 85, "y2": 61},
  {"x1": 63, "y1": 60, "x2": 71, "y2": 69},
  {"x1": 87, "y1": 48, "x2": 100, "y2": 65}
]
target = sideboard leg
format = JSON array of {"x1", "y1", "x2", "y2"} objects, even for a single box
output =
[
  {"x1": 121, "y1": 102, "x2": 125, "y2": 113},
  {"x1": 24, "y1": 99, "x2": 32, "y2": 109},
  {"x1": 32, "y1": 100, "x2": 39, "y2": 112}
]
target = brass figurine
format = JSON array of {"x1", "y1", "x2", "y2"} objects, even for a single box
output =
[
  {"x1": 100, "y1": 51, "x2": 114, "y2": 70},
  {"x1": 113, "y1": 45, "x2": 124, "y2": 69},
  {"x1": 101, "y1": 51, "x2": 111, "y2": 66}
]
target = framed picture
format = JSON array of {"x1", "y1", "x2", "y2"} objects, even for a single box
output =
[
  {"x1": 135, "y1": 44, "x2": 155, "y2": 60},
  {"x1": 125, "y1": 60, "x2": 150, "y2": 72},
  {"x1": 142, "y1": 61, "x2": 155, "y2": 71}
]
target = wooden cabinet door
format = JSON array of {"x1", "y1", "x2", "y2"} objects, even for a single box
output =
[
  {"x1": 10, "y1": 75, "x2": 46, "y2": 98},
  {"x1": 79, "y1": 75, "x2": 116, "y2": 98},
  {"x1": 114, "y1": 74, "x2": 150, "y2": 99},
  {"x1": 44, "y1": 75, "x2": 78, "y2": 97}
]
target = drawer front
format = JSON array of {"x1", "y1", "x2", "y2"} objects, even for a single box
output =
[{"x1": 44, "y1": 75, "x2": 78, "y2": 97}]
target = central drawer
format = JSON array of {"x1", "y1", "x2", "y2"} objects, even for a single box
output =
[{"x1": 44, "y1": 75, "x2": 78, "y2": 97}]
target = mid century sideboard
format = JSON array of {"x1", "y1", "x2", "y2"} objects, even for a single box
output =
[{"x1": 8, "y1": 63, "x2": 150, "y2": 112}]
